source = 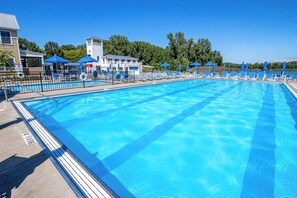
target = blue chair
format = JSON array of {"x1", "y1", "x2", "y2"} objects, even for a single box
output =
[
  {"x1": 53, "y1": 73, "x2": 60, "y2": 81},
  {"x1": 63, "y1": 72, "x2": 71, "y2": 81},
  {"x1": 264, "y1": 73, "x2": 273, "y2": 81},
  {"x1": 221, "y1": 71, "x2": 228, "y2": 78},
  {"x1": 247, "y1": 71, "x2": 256, "y2": 80},
  {"x1": 257, "y1": 72, "x2": 265, "y2": 80},
  {"x1": 229, "y1": 71, "x2": 237, "y2": 79},
  {"x1": 93, "y1": 71, "x2": 98, "y2": 79},
  {"x1": 239, "y1": 71, "x2": 247, "y2": 79}
]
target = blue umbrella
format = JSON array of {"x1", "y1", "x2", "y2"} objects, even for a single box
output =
[
  {"x1": 178, "y1": 64, "x2": 182, "y2": 71},
  {"x1": 241, "y1": 62, "x2": 245, "y2": 70},
  {"x1": 205, "y1": 61, "x2": 217, "y2": 71},
  {"x1": 246, "y1": 63, "x2": 249, "y2": 71},
  {"x1": 263, "y1": 61, "x2": 268, "y2": 71},
  {"x1": 161, "y1": 62, "x2": 170, "y2": 67},
  {"x1": 282, "y1": 61, "x2": 286, "y2": 72},
  {"x1": 77, "y1": 56, "x2": 98, "y2": 63},
  {"x1": 190, "y1": 62, "x2": 201, "y2": 71},
  {"x1": 186, "y1": 64, "x2": 189, "y2": 71},
  {"x1": 44, "y1": 55, "x2": 69, "y2": 63}
]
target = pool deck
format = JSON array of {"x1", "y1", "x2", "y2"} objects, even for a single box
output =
[{"x1": 1, "y1": 78, "x2": 297, "y2": 197}]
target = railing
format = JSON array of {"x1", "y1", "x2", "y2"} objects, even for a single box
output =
[{"x1": 0, "y1": 71, "x2": 136, "y2": 96}]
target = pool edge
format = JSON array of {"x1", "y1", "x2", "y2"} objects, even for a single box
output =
[{"x1": 12, "y1": 100, "x2": 117, "y2": 198}]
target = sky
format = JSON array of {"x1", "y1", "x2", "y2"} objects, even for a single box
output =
[{"x1": 1, "y1": 0, "x2": 297, "y2": 63}]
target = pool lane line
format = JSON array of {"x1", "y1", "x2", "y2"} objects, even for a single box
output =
[
  {"x1": 240, "y1": 84, "x2": 276, "y2": 197},
  {"x1": 58, "y1": 80, "x2": 218, "y2": 127},
  {"x1": 102, "y1": 82, "x2": 241, "y2": 172}
]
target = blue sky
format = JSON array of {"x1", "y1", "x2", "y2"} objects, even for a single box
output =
[{"x1": 1, "y1": 0, "x2": 297, "y2": 63}]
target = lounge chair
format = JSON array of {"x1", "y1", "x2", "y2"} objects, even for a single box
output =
[
  {"x1": 221, "y1": 71, "x2": 228, "y2": 79},
  {"x1": 274, "y1": 74, "x2": 282, "y2": 81},
  {"x1": 229, "y1": 71, "x2": 237, "y2": 79},
  {"x1": 93, "y1": 71, "x2": 98, "y2": 79},
  {"x1": 264, "y1": 73, "x2": 273, "y2": 81},
  {"x1": 63, "y1": 72, "x2": 71, "y2": 81},
  {"x1": 212, "y1": 72, "x2": 219, "y2": 78},
  {"x1": 257, "y1": 72, "x2": 265, "y2": 80},
  {"x1": 247, "y1": 71, "x2": 256, "y2": 80},
  {"x1": 203, "y1": 71, "x2": 211, "y2": 78},
  {"x1": 239, "y1": 71, "x2": 247, "y2": 80},
  {"x1": 53, "y1": 73, "x2": 60, "y2": 82},
  {"x1": 284, "y1": 74, "x2": 293, "y2": 81}
]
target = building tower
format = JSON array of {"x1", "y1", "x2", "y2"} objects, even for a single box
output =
[{"x1": 86, "y1": 37, "x2": 103, "y2": 70}]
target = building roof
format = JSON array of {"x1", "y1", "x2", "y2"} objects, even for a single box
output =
[
  {"x1": 20, "y1": 50, "x2": 45, "y2": 57},
  {"x1": 0, "y1": 13, "x2": 20, "y2": 30},
  {"x1": 104, "y1": 54, "x2": 138, "y2": 60},
  {"x1": 86, "y1": 36, "x2": 103, "y2": 41}
]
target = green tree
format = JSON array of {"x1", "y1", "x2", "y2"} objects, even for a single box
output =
[
  {"x1": 0, "y1": 49, "x2": 13, "y2": 69},
  {"x1": 44, "y1": 41, "x2": 63, "y2": 58},
  {"x1": 103, "y1": 35, "x2": 130, "y2": 56},
  {"x1": 61, "y1": 44, "x2": 76, "y2": 51},
  {"x1": 62, "y1": 44, "x2": 86, "y2": 62},
  {"x1": 18, "y1": 38, "x2": 43, "y2": 53}
]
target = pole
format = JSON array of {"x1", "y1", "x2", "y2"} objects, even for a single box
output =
[
  {"x1": 3, "y1": 80, "x2": 8, "y2": 102},
  {"x1": 112, "y1": 70, "x2": 114, "y2": 85},
  {"x1": 39, "y1": 72, "x2": 44, "y2": 92}
]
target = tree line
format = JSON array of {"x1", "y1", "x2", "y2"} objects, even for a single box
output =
[
  {"x1": 18, "y1": 32, "x2": 223, "y2": 70},
  {"x1": 17, "y1": 33, "x2": 297, "y2": 71}
]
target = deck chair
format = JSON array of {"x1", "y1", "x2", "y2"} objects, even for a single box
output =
[
  {"x1": 221, "y1": 71, "x2": 228, "y2": 79},
  {"x1": 229, "y1": 71, "x2": 237, "y2": 79},
  {"x1": 257, "y1": 72, "x2": 265, "y2": 80},
  {"x1": 247, "y1": 71, "x2": 256, "y2": 80},
  {"x1": 239, "y1": 71, "x2": 247, "y2": 80},
  {"x1": 264, "y1": 73, "x2": 273, "y2": 81}
]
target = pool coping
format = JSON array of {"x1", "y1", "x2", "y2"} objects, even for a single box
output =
[{"x1": 12, "y1": 100, "x2": 116, "y2": 198}]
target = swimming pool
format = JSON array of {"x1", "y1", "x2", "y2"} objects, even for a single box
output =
[{"x1": 20, "y1": 79, "x2": 297, "y2": 197}]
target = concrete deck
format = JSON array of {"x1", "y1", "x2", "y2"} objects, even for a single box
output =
[{"x1": 1, "y1": 78, "x2": 297, "y2": 197}]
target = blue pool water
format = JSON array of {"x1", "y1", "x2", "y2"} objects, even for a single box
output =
[
  {"x1": 23, "y1": 79, "x2": 297, "y2": 197},
  {"x1": 8, "y1": 80, "x2": 109, "y2": 92}
]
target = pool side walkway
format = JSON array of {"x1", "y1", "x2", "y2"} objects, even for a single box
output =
[{"x1": 1, "y1": 78, "x2": 297, "y2": 197}]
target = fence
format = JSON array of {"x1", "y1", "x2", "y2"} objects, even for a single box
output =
[{"x1": 0, "y1": 71, "x2": 136, "y2": 96}]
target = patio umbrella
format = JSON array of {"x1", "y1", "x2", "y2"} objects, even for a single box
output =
[
  {"x1": 44, "y1": 55, "x2": 69, "y2": 73},
  {"x1": 190, "y1": 62, "x2": 201, "y2": 71},
  {"x1": 241, "y1": 62, "x2": 245, "y2": 71},
  {"x1": 186, "y1": 64, "x2": 189, "y2": 71},
  {"x1": 44, "y1": 55, "x2": 70, "y2": 64},
  {"x1": 86, "y1": 63, "x2": 93, "y2": 67},
  {"x1": 161, "y1": 62, "x2": 170, "y2": 71},
  {"x1": 161, "y1": 62, "x2": 170, "y2": 67},
  {"x1": 205, "y1": 61, "x2": 217, "y2": 71},
  {"x1": 263, "y1": 61, "x2": 268, "y2": 71},
  {"x1": 77, "y1": 56, "x2": 98, "y2": 63},
  {"x1": 245, "y1": 63, "x2": 249, "y2": 71},
  {"x1": 282, "y1": 61, "x2": 286, "y2": 72}
]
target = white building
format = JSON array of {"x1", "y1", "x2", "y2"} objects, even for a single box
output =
[{"x1": 86, "y1": 36, "x2": 142, "y2": 74}]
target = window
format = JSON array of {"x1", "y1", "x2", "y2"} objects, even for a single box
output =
[
  {"x1": 97, "y1": 56, "x2": 99, "y2": 61},
  {"x1": 1, "y1": 31, "x2": 11, "y2": 44},
  {"x1": 7, "y1": 58, "x2": 14, "y2": 66}
]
